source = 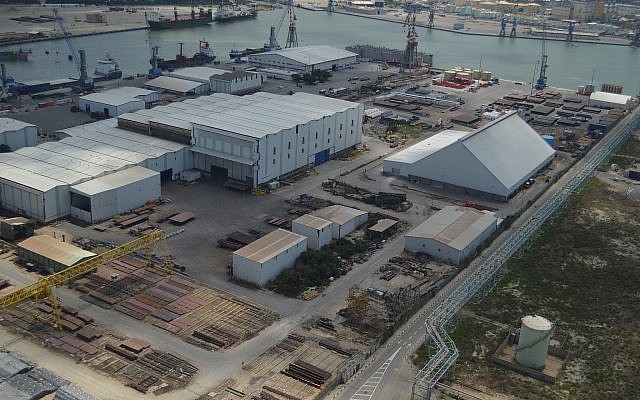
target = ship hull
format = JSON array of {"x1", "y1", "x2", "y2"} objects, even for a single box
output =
[{"x1": 148, "y1": 17, "x2": 212, "y2": 30}]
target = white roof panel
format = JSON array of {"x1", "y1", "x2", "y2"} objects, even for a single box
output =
[
  {"x1": 312, "y1": 205, "x2": 368, "y2": 226},
  {"x1": 253, "y1": 45, "x2": 356, "y2": 66},
  {"x1": 145, "y1": 76, "x2": 207, "y2": 93},
  {"x1": 80, "y1": 92, "x2": 144, "y2": 107},
  {"x1": 233, "y1": 228, "x2": 306, "y2": 263},
  {"x1": 169, "y1": 66, "x2": 228, "y2": 81},
  {"x1": 0, "y1": 118, "x2": 36, "y2": 133},
  {"x1": 589, "y1": 91, "x2": 631, "y2": 105},
  {"x1": 385, "y1": 130, "x2": 468, "y2": 164},
  {"x1": 71, "y1": 166, "x2": 158, "y2": 196}
]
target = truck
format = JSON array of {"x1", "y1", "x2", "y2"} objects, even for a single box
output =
[{"x1": 327, "y1": 87, "x2": 347, "y2": 96}]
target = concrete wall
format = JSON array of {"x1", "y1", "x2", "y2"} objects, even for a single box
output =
[
  {"x1": 0, "y1": 126, "x2": 38, "y2": 151},
  {"x1": 292, "y1": 221, "x2": 333, "y2": 249},
  {"x1": 232, "y1": 238, "x2": 307, "y2": 286}
]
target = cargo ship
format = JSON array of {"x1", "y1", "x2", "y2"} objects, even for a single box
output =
[
  {"x1": 93, "y1": 53, "x2": 123, "y2": 81},
  {"x1": 146, "y1": 7, "x2": 213, "y2": 30},
  {"x1": 158, "y1": 40, "x2": 216, "y2": 70},
  {"x1": 215, "y1": 6, "x2": 257, "y2": 22},
  {"x1": 0, "y1": 48, "x2": 31, "y2": 62},
  {"x1": 229, "y1": 45, "x2": 273, "y2": 60}
]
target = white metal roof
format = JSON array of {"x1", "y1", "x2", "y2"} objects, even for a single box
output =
[
  {"x1": 252, "y1": 45, "x2": 356, "y2": 66},
  {"x1": 589, "y1": 91, "x2": 631, "y2": 105},
  {"x1": 169, "y1": 67, "x2": 228, "y2": 82},
  {"x1": 79, "y1": 92, "x2": 144, "y2": 107},
  {"x1": 406, "y1": 206, "x2": 497, "y2": 251},
  {"x1": 18, "y1": 235, "x2": 96, "y2": 267},
  {"x1": 293, "y1": 214, "x2": 333, "y2": 230},
  {"x1": 312, "y1": 205, "x2": 368, "y2": 226},
  {"x1": 0, "y1": 163, "x2": 63, "y2": 192},
  {"x1": 385, "y1": 130, "x2": 468, "y2": 164},
  {"x1": 233, "y1": 228, "x2": 306, "y2": 263},
  {"x1": 105, "y1": 86, "x2": 157, "y2": 98},
  {"x1": 0, "y1": 118, "x2": 36, "y2": 133},
  {"x1": 71, "y1": 166, "x2": 158, "y2": 196},
  {"x1": 145, "y1": 76, "x2": 207, "y2": 93}
]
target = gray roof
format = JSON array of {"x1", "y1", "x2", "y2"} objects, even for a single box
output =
[
  {"x1": 79, "y1": 92, "x2": 144, "y2": 107},
  {"x1": 145, "y1": 76, "x2": 207, "y2": 93},
  {"x1": 312, "y1": 205, "x2": 368, "y2": 226},
  {"x1": 169, "y1": 66, "x2": 228, "y2": 82},
  {"x1": 252, "y1": 45, "x2": 356, "y2": 65},
  {"x1": 71, "y1": 166, "x2": 158, "y2": 196},
  {"x1": 406, "y1": 206, "x2": 497, "y2": 251},
  {"x1": 234, "y1": 228, "x2": 306, "y2": 263},
  {"x1": 0, "y1": 118, "x2": 36, "y2": 133}
]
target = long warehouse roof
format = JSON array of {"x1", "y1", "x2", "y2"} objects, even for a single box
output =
[
  {"x1": 253, "y1": 45, "x2": 356, "y2": 65},
  {"x1": 119, "y1": 92, "x2": 361, "y2": 140},
  {"x1": 0, "y1": 119, "x2": 187, "y2": 193},
  {"x1": 18, "y1": 235, "x2": 96, "y2": 267},
  {"x1": 234, "y1": 228, "x2": 306, "y2": 263}
]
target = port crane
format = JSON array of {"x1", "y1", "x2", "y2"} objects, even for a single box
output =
[
  {"x1": 632, "y1": 16, "x2": 640, "y2": 47},
  {"x1": 327, "y1": 0, "x2": 334, "y2": 12},
  {"x1": 268, "y1": 0, "x2": 293, "y2": 50},
  {"x1": 0, "y1": 64, "x2": 16, "y2": 101},
  {"x1": 53, "y1": 9, "x2": 93, "y2": 91},
  {"x1": 401, "y1": 11, "x2": 419, "y2": 72},
  {"x1": 563, "y1": 19, "x2": 577, "y2": 41},
  {"x1": 427, "y1": 2, "x2": 435, "y2": 29},
  {"x1": 535, "y1": 22, "x2": 549, "y2": 90},
  {"x1": 0, "y1": 230, "x2": 169, "y2": 329},
  {"x1": 285, "y1": 6, "x2": 299, "y2": 48},
  {"x1": 145, "y1": 21, "x2": 162, "y2": 78}
]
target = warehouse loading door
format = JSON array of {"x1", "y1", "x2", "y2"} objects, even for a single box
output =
[
  {"x1": 210, "y1": 165, "x2": 228, "y2": 185},
  {"x1": 315, "y1": 149, "x2": 330, "y2": 166},
  {"x1": 160, "y1": 168, "x2": 173, "y2": 182}
]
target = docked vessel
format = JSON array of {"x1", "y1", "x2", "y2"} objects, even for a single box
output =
[
  {"x1": 229, "y1": 45, "x2": 274, "y2": 60},
  {"x1": 93, "y1": 53, "x2": 123, "y2": 81},
  {"x1": 158, "y1": 40, "x2": 216, "y2": 70},
  {"x1": 146, "y1": 7, "x2": 213, "y2": 30},
  {"x1": 0, "y1": 48, "x2": 31, "y2": 62},
  {"x1": 215, "y1": 6, "x2": 257, "y2": 22}
]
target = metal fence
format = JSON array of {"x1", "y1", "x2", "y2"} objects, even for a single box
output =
[{"x1": 412, "y1": 108, "x2": 640, "y2": 399}]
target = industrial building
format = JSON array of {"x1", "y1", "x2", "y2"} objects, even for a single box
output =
[
  {"x1": 17, "y1": 235, "x2": 96, "y2": 273},
  {"x1": 145, "y1": 76, "x2": 209, "y2": 96},
  {"x1": 383, "y1": 112, "x2": 555, "y2": 201},
  {"x1": 169, "y1": 67, "x2": 265, "y2": 94},
  {"x1": 312, "y1": 205, "x2": 368, "y2": 239},
  {"x1": 0, "y1": 118, "x2": 38, "y2": 151},
  {"x1": 248, "y1": 45, "x2": 357, "y2": 73},
  {"x1": 116, "y1": 91, "x2": 363, "y2": 188},
  {"x1": 404, "y1": 206, "x2": 498, "y2": 265},
  {"x1": 70, "y1": 166, "x2": 161, "y2": 223},
  {"x1": 232, "y1": 229, "x2": 308, "y2": 286},
  {"x1": 0, "y1": 119, "x2": 189, "y2": 222},
  {"x1": 588, "y1": 91, "x2": 632, "y2": 110},
  {"x1": 78, "y1": 87, "x2": 159, "y2": 117},
  {"x1": 292, "y1": 214, "x2": 333, "y2": 249}
]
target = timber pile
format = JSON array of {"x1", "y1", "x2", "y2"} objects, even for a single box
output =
[
  {"x1": 281, "y1": 360, "x2": 330, "y2": 388},
  {"x1": 318, "y1": 339, "x2": 353, "y2": 357}
]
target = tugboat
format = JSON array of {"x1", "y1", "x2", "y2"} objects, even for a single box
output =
[
  {"x1": 158, "y1": 40, "x2": 216, "y2": 70},
  {"x1": 0, "y1": 48, "x2": 32, "y2": 61},
  {"x1": 93, "y1": 52, "x2": 123, "y2": 81},
  {"x1": 146, "y1": 7, "x2": 213, "y2": 30},
  {"x1": 215, "y1": 5, "x2": 257, "y2": 22}
]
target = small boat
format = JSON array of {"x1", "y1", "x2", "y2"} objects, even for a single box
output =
[{"x1": 0, "y1": 48, "x2": 31, "y2": 61}]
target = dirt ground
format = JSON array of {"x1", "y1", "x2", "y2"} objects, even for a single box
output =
[{"x1": 431, "y1": 133, "x2": 640, "y2": 399}]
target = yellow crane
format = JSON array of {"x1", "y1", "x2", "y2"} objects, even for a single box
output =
[{"x1": 0, "y1": 230, "x2": 167, "y2": 328}]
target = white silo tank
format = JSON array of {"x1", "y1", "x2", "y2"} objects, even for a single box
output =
[{"x1": 516, "y1": 315, "x2": 553, "y2": 369}]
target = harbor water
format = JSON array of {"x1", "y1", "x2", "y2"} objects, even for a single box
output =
[{"x1": 1, "y1": 9, "x2": 638, "y2": 94}]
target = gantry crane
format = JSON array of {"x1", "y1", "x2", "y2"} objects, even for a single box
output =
[
  {"x1": 53, "y1": 9, "x2": 93, "y2": 91},
  {"x1": 268, "y1": 0, "x2": 294, "y2": 50},
  {"x1": 401, "y1": 11, "x2": 419, "y2": 72},
  {"x1": 0, "y1": 230, "x2": 168, "y2": 328},
  {"x1": 535, "y1": 22, "x2": 549, "y2": 90},
  {"x1": 285, "y1": 6, "x2": 299, "y2": 48}
]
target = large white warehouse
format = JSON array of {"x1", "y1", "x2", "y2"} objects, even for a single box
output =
[
  {"x1": 292, "y1": 214, "x2": 333, "y2": 249},
  {"x1": 383, "y1": 112, "x2": 555, "y2": 201},
  {"x1": 169, "y1": 67, "x2": 265, "y2": 94},
  {"x1": 405, "y1": 206, "x2": 498, "y2": 265},
  {"x1": 0, "y1": 119, "x2": 190, "y2": 222},
  {"x1": 589, "y1": 91, "x2": 632, "y2": 110},
  {"x1": 248, "y1": 45, "x2": 357, "y2": 72},
  {"x1": 117, "y1": 91, "x2": 363, "y2": 189},
  {"x1": 70, "y1": 166, "x2": 161, "y2": 223},
  {"x1": 0, "y1": 118, "x2": 38, "y2": 151},
  {"x1": 312, "y1": 205, "x2": 368, "y2": 239},
  {"x1": 232, "y1": 228, "x2": 308, "y2": 286}
]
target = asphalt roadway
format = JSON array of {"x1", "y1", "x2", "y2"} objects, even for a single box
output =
[{"x1": 331, "y1": 107, "x2": 640, "y2": 400}]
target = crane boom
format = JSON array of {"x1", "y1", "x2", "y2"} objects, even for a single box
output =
[
  {"x1": 53, "y1": 9, "x2": 80, "y2": 70},
  {"x1": 0, "y1": 230, "x2": 166, "y2": 309},
  {"x1": 269, "y1": 0, "x2": 293, "y2": 49}
]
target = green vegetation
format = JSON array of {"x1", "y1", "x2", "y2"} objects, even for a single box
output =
[
  {"x1": 269, "y1": 238, "x2": 367, "y2": 298},
  {"x1": 426, "y1": 177, "x2": 640, "y2": 399},
  {"x1": 291, "y1": 70, "x2": 332, "y2": 85}
]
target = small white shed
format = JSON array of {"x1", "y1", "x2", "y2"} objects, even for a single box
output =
[
  {"x1": 312, "y1": 205, "x2": 368, "y2": 239},
  {"x1": 292, "y1": 214, "x2": 334, "y2": 249},
  {"x1": 0, "y1": 118, "x2": 38, "y2": 151},
  {"x1": 232, "y1": 229, "x2": 307, "y2": 286},
  {"x1": 78, "y1": 93, "x2": 145, "y2": 117}
]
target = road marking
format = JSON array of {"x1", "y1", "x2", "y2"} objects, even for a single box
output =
[{"x1": 349, "y1": 347, "x2": 401, "y2": 400}]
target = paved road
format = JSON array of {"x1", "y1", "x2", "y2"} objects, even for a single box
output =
[{"x1": 332, "y1": 107, "x2": 640, "y2": 400}]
